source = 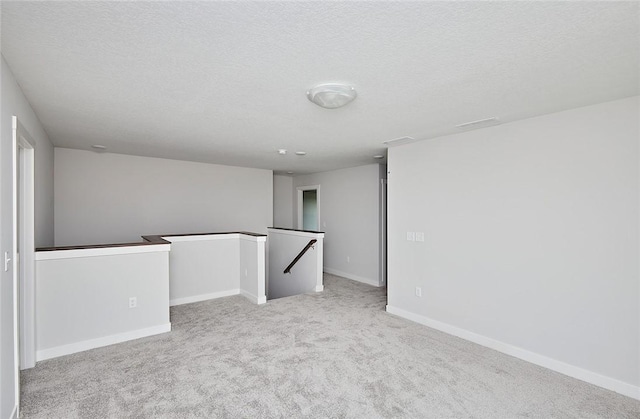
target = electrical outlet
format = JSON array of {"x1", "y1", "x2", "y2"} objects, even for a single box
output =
[
  {"x1": 407, "y1": 232, "x2": 415, "y2": 241},
  {"x1": 245, "y1": 268, "x2": 248, "y2": 277},
  {"x1": 129, "y1": 297, "x2": 137, "y2": 308},
  {"x1": 415, "y1": 287, "x2": 422, "y2": 297},
  {"x1": 347, "y1": 256, "x2": 350, "y2": 263}
]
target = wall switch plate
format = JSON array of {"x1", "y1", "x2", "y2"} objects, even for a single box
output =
[
  {"x1": 416, "y1": 232, "x2": 425, "y2": 242},
  {"x1": 407, "y1": 232, "x2": 415, "y2": 241},
  {"x1": 347, "y1": 256, "x2": 350, "y2": 263},
  {"x1": 129, "y1": 297, "x2": 137, "y2": 308},
  {"x1": 415, "y1": 287, "x2": 422, "y2": 297}
]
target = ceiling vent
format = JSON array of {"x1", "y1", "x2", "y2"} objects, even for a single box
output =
[
  {"x1": 383, "y1": 136, "x2": 416, "y2": 147},
  {"x1": 456, "y1": 117, "x2": 501, "y2": 130}
]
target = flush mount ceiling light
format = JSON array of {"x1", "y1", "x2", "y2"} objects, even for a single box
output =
[
  {"x1": 295, "y1": 151, "x2": 306, "y2": 156},
  {"x1": 373, "y1": 155, "x2": 384, "y2": 159},
  {"x1": 278, "y1": 149, "x2": 287, "y2": 155},
  {"x1": 91, "y1": 144, "x2": 107, "y2": 151},
  {"x1": 307, "y1": 83, "x2": 357, "y2": 109}
]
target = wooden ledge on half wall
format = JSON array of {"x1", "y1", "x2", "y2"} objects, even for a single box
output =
[{"x1": 36, "y1": 231, "x2": 267, "y2": 252}]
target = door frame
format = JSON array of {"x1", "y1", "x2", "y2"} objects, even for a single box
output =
[
  {"x1": 13, "y1": 116, "x2": 36, "y2": 382},
  {"x1": 379, "y1": 178, "x2": 387, "y2": 286},
  {"x1": 296, "y1": 185, "x2": 320, "y2": 231}
]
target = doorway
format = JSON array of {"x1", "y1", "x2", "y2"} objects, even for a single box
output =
[
  {"x1": 13, "y1": 116, "x2": 36, "y2": 375},
  {"x1": 297, "y1": 185, "x2": 320, "y2": 231}
]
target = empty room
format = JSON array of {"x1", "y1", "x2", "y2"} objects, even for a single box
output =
[{"x1": 0, "y1": 1, "x2": 639, "y2": 418}]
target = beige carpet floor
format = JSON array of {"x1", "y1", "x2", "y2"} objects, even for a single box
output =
[{"x1": 20, "y1": 274, "x2": 640, "y2": 418}]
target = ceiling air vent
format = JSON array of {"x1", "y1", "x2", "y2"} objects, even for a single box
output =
[
  {"x1": 456, "y1": 117, "x2": 500, "y2": 130},
  {"x1": 383, "y1": 136, "x2": 416, "y2": 147}
]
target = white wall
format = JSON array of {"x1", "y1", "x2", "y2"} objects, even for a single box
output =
[
  {"x1": 273, "y1": 174, "x2": 293, "y2": 228},
  {"x1": 1, "y1": 56, "x2": 55, "y2": 418},
  {"x1": 268, "y1": 228, "x2": 324, "y2": 300},
  {"x1": 35, "y1": 246, "x2": 171, "y2": 361},
  {"x1": 387, "y1": 96, "x2": 640, "y2": 398},
  {"x1": 54, "y1": 148, "x2": 273, "y2": 246},
  {"x1": 239, "y1": 236, "x2": 266, "y2": 304},
  {"x1": 1, "y1": 58, "x2": 55, "y2": 248},
  {"x1": 167, "y1": 238, "x2": 239, "y2": 305},
  {"x1": 293, "y1": 164, "x2": 383, "y2": 286},
  {"x1": 166, "y1": 234, "x2": 266, "y2": 306}
]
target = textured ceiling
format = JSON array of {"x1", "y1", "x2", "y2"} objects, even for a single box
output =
[{"x1": 1, "y1": 1, "x2": 638, "y2": 174}]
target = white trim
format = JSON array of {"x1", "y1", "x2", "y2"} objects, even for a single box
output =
[
  {"x1": 36, "y1": 323, "x2": 172, "y2": 362},
  {"x1": 385, "y1": 305, "x2": 640, "y2": 401},
  {"x1": 314, "y1": 285, "x2": 324, "y2": 292},
  {"x1": 267, "y1": 228, "x2": 325, "y2": 239},
  {"x1": 170, "y1": 289, "x2": 240, "y2": 306},
  {"x1": 17, "y1": 136, "x2": 36, "y2": 370},
  {"x1": 323, "y1": 267, "x2": 381, "y2": 287},
  {"x1": 35, "y1": 244, "x2": 170, "y2": 260},
  {"x1": 239, "y1": 235, "x2": 266, "y2": 243},
  {"x1": 163, "y1": 234, "x2": 266, "y2": 243},
  {"x1": 379, "y1": 177, "x2": 387, "y2": 286},
  {"x1": 12, "y1": 116, "x2": 37, "y2": 415},
  {"x1": 163, "y1": 234, "x2": 237, "y2": 242},
  {"x1": 315, "y1": 238, "x2": 324, "y2": 293},
  {"x1": 296, "y1": 184, "x2": 321, "y2": 230},
  {"x1": 240, "y1": 289, "x2": 267, "y2": 305}
]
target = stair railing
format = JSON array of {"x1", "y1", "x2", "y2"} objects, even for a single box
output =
[{"x1": 283, "y1": 239, "x2": 317, "y2": 274}]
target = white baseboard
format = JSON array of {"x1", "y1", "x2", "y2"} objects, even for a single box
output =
[
  {"x1": 170, "y1": 289, "x2": 240, "y2": 306},
  {"x1": 36, "y1": 323, "x2": 172, "y2": 362},
  {"x1": 385, "y1": 305, "x2": 640, "y2": 401},
  {"x1": 323, "y1": 267, "x2": 380, "y2": 287},
  {"x1": 240, "y1": 289, "x2": 266, "y2": 305}
]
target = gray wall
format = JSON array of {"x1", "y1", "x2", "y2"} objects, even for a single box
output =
[
  {"x1": 1, "y1": 57, "x2": 54, "y2": 247},
  {"x1": 273, "y1": 174, "x2": 293, "y2": 228},
  {"x1": 36, "y1": 248, "x2": 170, "y2": 359},
  {"x1": 387, "y1": 96, "x2": 639, "y2": 392},
  {"x1": 55, "y1": 148, "x2": 273, "y2": 246},
  {"x1": 294, "y1": 164, "x2": 383, "y2": 286},
  {"x1": 1, "y1": 56, "x2": 55, "y2": 418}
]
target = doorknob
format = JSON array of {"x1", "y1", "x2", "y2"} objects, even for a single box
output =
[{"x1": 4, "y1": 251, "x2": 11, "y2": 272}]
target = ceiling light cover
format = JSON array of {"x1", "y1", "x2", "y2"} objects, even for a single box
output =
[{"x1": 307, "y1": 83, "x2": 357, "y2": 109}]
